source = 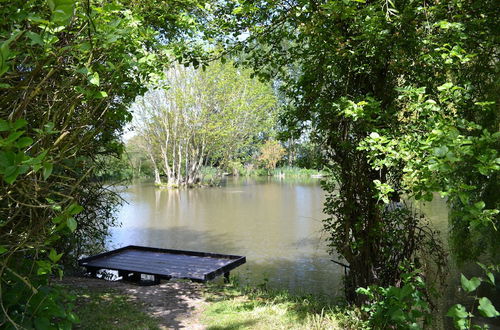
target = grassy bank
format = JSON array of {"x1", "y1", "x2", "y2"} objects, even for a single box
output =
[
  {"x1": 270, "y1": 166, "x2": 324, "y2": 178},
  {"x1": 69, "y1": 278, "x2": 364, "y2": 330},
  {"x1": 202, "y1": 282, "x2": 364, "y2": 330}
]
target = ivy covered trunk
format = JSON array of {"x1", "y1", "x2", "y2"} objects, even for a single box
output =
[{"x1": 322, "y1": 133, "x2": 382, "y2": 303}]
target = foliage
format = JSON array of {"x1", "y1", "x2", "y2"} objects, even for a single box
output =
[
  {"x1": 94, "y1": 154, "x2": 135, "y2": 182},
  {"x1": 447, "y1": 264, "x2": 499, "y2": 330},
  {"x1": 206, "y1": 0, "x2": 498, "y2": 308},
  {"x1": 125, "y1": 135, "x2": 155, "y2": 179},
  {"x1": 293, "y1": 140, "x2": 324, "y2": 170},
  {"x1": 258, "y1": 139, "x2": 286, "y2": 173},
  {"x1": 359, "y1": 85, "x2": 500, "y2": 263},
  {"x1": 0, "y1": 0, "x2": 210, "y2": 327},
  {"x1": 357, "y1": 269, "x2": 433, "y2": 329},
  {"x1": 132, "y1": 62, "x2": 277, "y2": 186},
  {"x1": 0, "y1": 119, "x2": 82, "y2": 328}
]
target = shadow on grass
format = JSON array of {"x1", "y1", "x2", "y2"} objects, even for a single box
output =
[{"x1": 64, "y1": 276, "x2": 205, "y2": 330}]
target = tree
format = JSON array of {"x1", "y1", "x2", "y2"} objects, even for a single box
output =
[
  {"x1": 126, "y1": 135, "x2": 154, "y2": 179},
  {"x1": 0, "y1": 0, "x2": 210, "y2": 327},
  {"x1": 207, "y1": 0, "x2": 498, "y2": 310},
  {"x1": 258, "y1": 140, "x2": 286, "y2": 173},
  {"x1": 132, "y1": 61, "x2": 277, "y2": 186}
]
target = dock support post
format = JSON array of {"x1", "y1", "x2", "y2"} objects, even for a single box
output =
[
  {"x1": 118, "y1": 270, "x2": 130, "y2": 279},
  {"x1": 224, "y1": 272, "x2": 230, "y2": 283},
  {"x1": 87, "y1": 267, "x2": 99, "y2": 278},
  {"x1": 129, "y1": 272, "x2": 141, "y2": 282}
]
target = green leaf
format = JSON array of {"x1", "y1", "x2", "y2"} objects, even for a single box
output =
[
  {"x1": 447, "y1": 304, "x2": 468, "y2": 319},
  {"x1": 26, "y1": 31, "x2": 44, "y2": 46},
  {"x1": 67, "y1": 203, "x2": 83, "y2": 215},
  {"x1": 34, "y1": 316, "x2": 50, "y2": 330},
  {"x1": 474, "y1": 201, "x2": 485, "y2": 210},
  {"x1": 43, "y1": 162, "x2": 53, "y2": 179},
  {"x1": 461, "y1": 274, "x2": 481, "y2": 293},
  {"x1": 437, "y1": 82, "x2": 453, "y2": 91},
  {"x1": 433, "y1": 146, "x2": 449, "y2": 158},
  {"x1": 89, "y1": 72, "x2": 100, "y2": 86},
  {"x1": 16, "y1": 137, "x2": 33, "y2": 148},
  {"x1": 477, "y1": 297, "x2": 500, "y2": 318},
  {"x1": 486, "y1": 272, "x2": 495, "y2": 285},
  {"x1": 389, "y1": 308, "x2": 406, "y2": 322},
  {"x1": 4, "y1": 131, "x2": 24, "y2": 144},
  {"x1": 48, "y1": 0, "x2": 75, "y2": 25},
  {"x1": 48, "y1": 249, "x2": 63, "y2": 263},
  {"x1": 67, "y1": 312, "x2": 80, "y2": 323},
  {"x1": 3, "y1": 166, "x2": 19, "y2": 184},
  {"x1": 0, "y1": 120, "x2": 9, "y2": 131},
  {"x1": 52, "y1": 215, "x2": 64, "y2": 224},
  {"x1": 0, "y1": 246, "x2": 7, "y2": 254},
  {"x1": 13, "y1": 119, "x2": 27, "y2": 130},
  {"x1": 66, "y1": 217, "x2": 77, "y2": 232}
]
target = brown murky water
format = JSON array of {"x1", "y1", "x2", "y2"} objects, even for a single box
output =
[
  {"x1": 109, "y1": 177, "x2": 453, "y2": 295},
  {"x1": 110, "y1": 177, "x2": 342, "y2": 296}
]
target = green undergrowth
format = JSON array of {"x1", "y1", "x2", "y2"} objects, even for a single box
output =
[
  {"x1": 71, "y1": 288, "x2": 160, "y2": 330},
  {"x1": 201, "y1": 281, "x2": 366, "y2": 330}
]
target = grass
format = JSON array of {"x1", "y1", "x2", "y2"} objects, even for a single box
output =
[
  {"x1": 201, "y1": 281, "x2": 366, "y2": 330},
  {"x1": 68, "y1": 278, "x2": 364, "y2": 330},
  {"x1": 71, "y1": 288, "x2": 160, "y2": 330}
]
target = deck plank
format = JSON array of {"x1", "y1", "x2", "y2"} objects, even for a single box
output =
[{"x1": 79, "y1": 245, "x2": 246, "y2": 282}]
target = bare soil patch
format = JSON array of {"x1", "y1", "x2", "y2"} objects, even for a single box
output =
[{"x1": 60, "y1": 276, "x2": 207, "y2": 329}]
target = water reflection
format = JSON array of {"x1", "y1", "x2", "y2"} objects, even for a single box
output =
[{"x1": 110, "y1": 177, "x2": 338, "y2": 296}]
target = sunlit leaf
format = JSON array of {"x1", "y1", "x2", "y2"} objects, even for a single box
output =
[
  {"x1": 66, "y1": 217, "x2": 77, "y2": 232},
  {"x1": 461, "y1": 274, "x2": 481, "y2": 293},
  {"x1": 478, "y1": 297, "x2": 499, "y2": 318}
]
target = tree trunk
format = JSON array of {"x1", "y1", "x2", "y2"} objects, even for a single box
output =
[{"x1": 153, "y1": 165, "x2": 161, "y2": 185}]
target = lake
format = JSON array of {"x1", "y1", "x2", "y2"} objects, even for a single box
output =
[{"x1": 109, "y1": 177, "x2": 453, "y2": 295}]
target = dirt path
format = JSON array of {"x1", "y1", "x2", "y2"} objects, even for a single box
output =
[{"x1": 61, "y1": 277, "x2": 207, "y2": 329}]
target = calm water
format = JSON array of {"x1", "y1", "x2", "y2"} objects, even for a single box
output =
[
  {"x1": 110, "y1": 177, "x2": 342, "y2": 295},
  {"x1": 108, "y1": 178, "x2": 500, "y2": 328},
  {"x1": 108, "y1": 177, "x2": 452, "y2": 295}
]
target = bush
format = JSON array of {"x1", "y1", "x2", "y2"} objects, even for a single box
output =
[{"x1": 357, "y1": 269, "x2": 434, "y2": 329}]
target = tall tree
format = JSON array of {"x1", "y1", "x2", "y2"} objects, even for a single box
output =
[
  {"x1": 209, "y1": 0, "x2": 498, "y2": 307},
  {"x1": 132, "y1": 62, "x2": 277, "y2": 186}
]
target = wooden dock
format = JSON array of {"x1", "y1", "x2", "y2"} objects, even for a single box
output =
[{"x1": 78, "y1": 245, "x2": 246, "y2": 284}]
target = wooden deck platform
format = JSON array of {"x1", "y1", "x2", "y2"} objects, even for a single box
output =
[{"x1": 78, "y1": 245, "x2": 246, "y2": 284}]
